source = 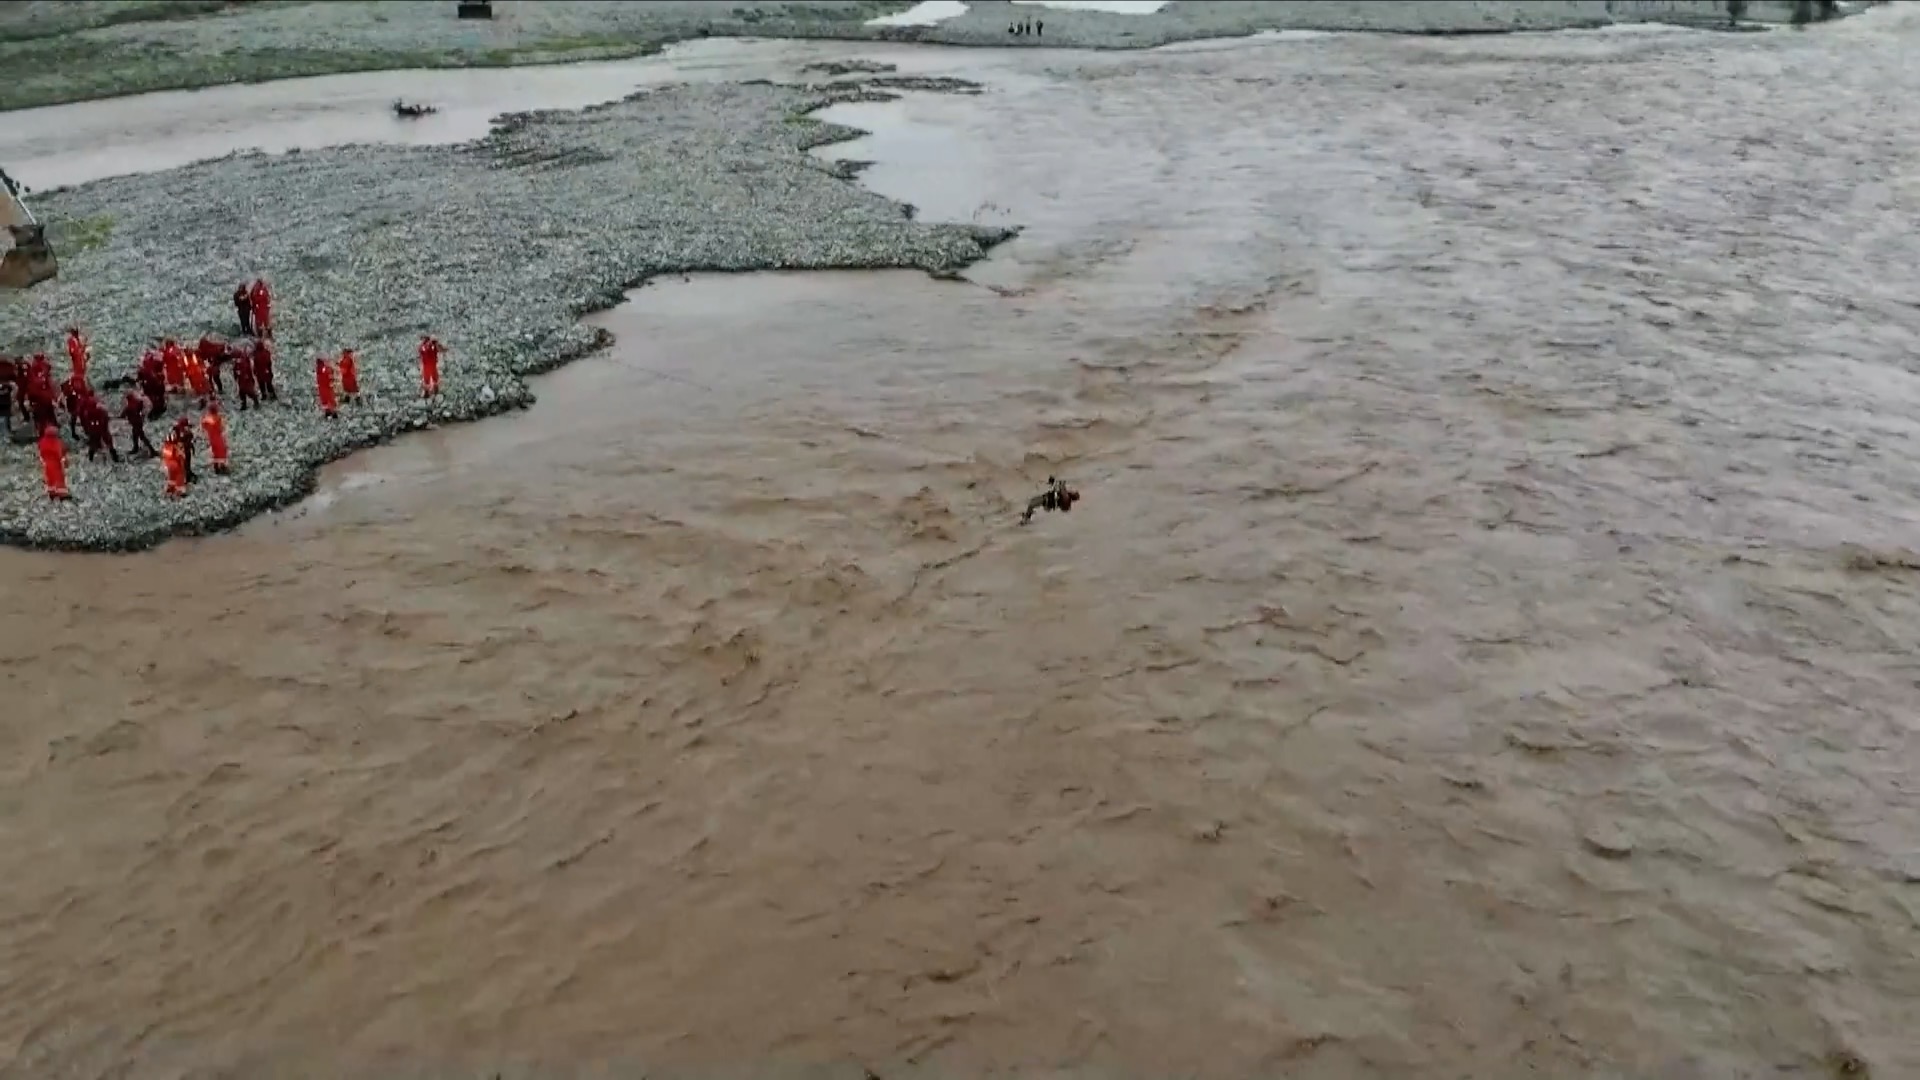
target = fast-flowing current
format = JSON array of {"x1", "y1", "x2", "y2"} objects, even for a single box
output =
[{"x1": 2, "y1": 9, "x2": 1918, "y2": 1076}]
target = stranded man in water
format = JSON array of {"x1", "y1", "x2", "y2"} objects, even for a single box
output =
[{"x1": 1020, "y1": 476, "x2": 1080, "y2": 524}]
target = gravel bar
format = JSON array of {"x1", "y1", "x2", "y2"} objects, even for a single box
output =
[
  {"x1": 0, "y1": 77, "x2": 1014, "y2": 551},
  {"x1": 0, "y1": 1, "x2": 1871, "y2": 113}
]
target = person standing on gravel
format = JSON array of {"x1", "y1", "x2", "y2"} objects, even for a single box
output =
[
  {"x1": 121, "y1": 388, "x2": 156, "y2": 457},
  {"x1": 7, "y1": 357, "x2": 26, "y2": 427},
  {"x1": 26, "y1": 353, "x2": 52, "y2": 397},
  {"x1": 338, "y1": 348, "x2": 361, "y2": 405},
  {"x1": 138, "y1": 351, "x2": 167, "y2": 420},
  {"x1": 160, "y1": 438, "x2": 186, "y2": 498},
  {"x1": 185, "y1": 349, "x2": 213, "y2": 407},
  {"x1": 197, "y1": 336, "x2": 228, "y2": 398},
  {"x1": 0, "y1": 358, "x2": 14, "y2": 441},
  {"x1": 37, "y1": 425, "x2": 71, "y2": 501},
  {"x1": 201, "y1": 401, "x2": 230, "y2": 476},
  {"x1": 314, "y1": 356, "x2": 339, "y2": 420},
  {"x1": 231, "y1": 344, "x2": 260, "y2": 410},
  {"x1": 418, "y1": 335, "x2": 444, "y2": 398},
  {"x1": 79, "y1": 393, "x2": 118, "y2": 464},
  {"x1": 251, "y1": 339, "x2": 278, "y2": 402},
  {"x1": 170, "y1": 415, "x2": 196, "y2": 484},
  {"x1": 249, "y1": 279, "x2": 273, "y2": 340},
  {"x1": 161, "y1": 338, "x2": 187, "y2": 395},
  {"x1": 25, "y1": 355, "x2": 57, "y2": 433},
  {"x1": 233, "y1": 283, "x2": 254, "y2": 337},
  {"x1": 59, "y1": 370, "x2": 87, "y2": 441},
  {"x1": 64, "y1": 328, "x2": 89, "y2": 382}
]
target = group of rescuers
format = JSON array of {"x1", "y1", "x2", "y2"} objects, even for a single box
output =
[{"x1": 1, "y1": 279, "x2": 448, "y2": 502}]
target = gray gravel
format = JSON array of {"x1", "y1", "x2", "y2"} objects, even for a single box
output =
[
  {"x1": 0, "y1": 77, "x2": 1013, "y2": 551},
  {"x1": 0, "y1": 1, "x2": 1873, "y2": 113}
]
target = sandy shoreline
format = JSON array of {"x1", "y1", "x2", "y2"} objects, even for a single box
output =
[
  {"x1": 0, "y1": 1, "x2": 1865, "y2": 114},
  {"x1": 0, "y1": 73, "x2": 1011, "y2": 551}
]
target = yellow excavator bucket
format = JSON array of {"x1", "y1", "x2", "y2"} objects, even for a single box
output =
[{"x1": 1, "y1": 177, "x2": 57, "y2": 290}]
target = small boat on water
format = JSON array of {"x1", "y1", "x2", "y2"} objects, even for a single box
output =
[{"x1": 393, "y1": 100, "x2": 439, "y2": 119}]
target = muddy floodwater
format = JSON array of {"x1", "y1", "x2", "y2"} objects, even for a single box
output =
[{"x1": 5, "y1": 10, "x2": 1920, "y2": 1077}]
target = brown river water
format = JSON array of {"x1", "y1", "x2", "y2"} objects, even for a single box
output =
[{"x1": 5, "y1": 12, "x2": 1920, "y2": 1078}]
